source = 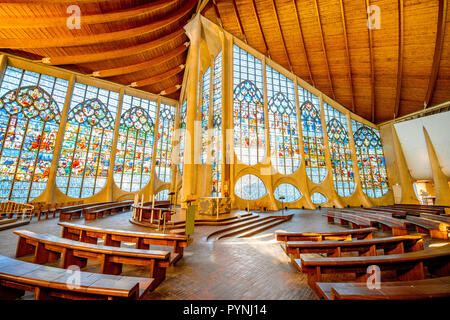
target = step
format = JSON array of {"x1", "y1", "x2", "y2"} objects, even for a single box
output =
[
  {"x1": 0, "y1": 218, "x2": 17, "y2": 226},
  {"x1": 0, "y1": 220, "x2": 30, "y2": 231},
  {"x1": 217, "y1": 217, "x2": 279, "y2": 240},
  {"x1": 206, "y1": 215, "x2": 263, "y2": 241},
  {"x1": 238, "y1": 219, "x2": 289, "y2": 238}
]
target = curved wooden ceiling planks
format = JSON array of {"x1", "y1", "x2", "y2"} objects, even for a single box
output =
[
  {"x1": 202, "y1": 0, "x2": 450, "y2": 124},
  {"x1": 0, "y1": 0, "x2": 198, "y2": 101}
]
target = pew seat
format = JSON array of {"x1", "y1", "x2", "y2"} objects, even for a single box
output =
[
  {"x1": 316, "y1": 277, "x2": 450, "y2": 300},
  {"x1": 14, "y1": 230, "x2": 171, "y2": 290},
  {"x1": 0, "y1": 255, "x2": 152, "y2": 300}
]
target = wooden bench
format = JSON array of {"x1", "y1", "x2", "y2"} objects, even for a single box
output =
[
  {"x1": 294, "y1": 246, "x2": 450, "y2": 296},
  {"x1": 317, "y1": 276, "x2": 450, "y2": 300},
  {"x1": 340, "y1": 209, "x2": 409, "y2": 236},
  {"x1": 285, "y1": 235, "x2": 424, "y2": 259},
  {"x1": 0, "y1": 255, "x2": 152, "y2": 300},
  {"x1": 405, "y1": 215, "x2": 449, "y2": 239},
  {"x1": 84, "y1": 201, "x2": 133, "y2": 221},
  {"x1": 58, "y1": 222, "x2": 192, "y2": 265},
  {"x1": 59, "y1": 202, "x2": 113, "y2": 221},
  {"x1": 276, "y1": 227, "x2": 376, "y2": 251},
  {"x1": 324, "y1": 211, "x2": 372, "y2": 229},
  {"x1": 418, "y1": 212, "x2": 450, "y2": 224},
  {"x1": 14, "y1": 230, "x2": 171, "y2": 290}
]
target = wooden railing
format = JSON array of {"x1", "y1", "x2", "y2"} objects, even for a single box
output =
[{"x1": 0, "y1": 199, "x2": 34, "y2": 221}]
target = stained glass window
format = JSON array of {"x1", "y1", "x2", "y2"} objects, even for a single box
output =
[
  {"x1": 155, "y1": 103, "x2": 176, "y2": 183},
  {"x1": 0, "y1": 67, "x2": 68, "y2": 203},
  {"x1": 352, "y1": 120, "x2": 389, "y2": 198},
  {"x1": 56, "y1": 83, "x2": 119, "y2": 198},
  {"x1": 178, "y1": 100, "x2": 187, "y2": 175},
  {"x1": 155, "y1": 189, "x2": 169, "y2": 201},
  {"x1": 113, "y1": 95, "x2": 157, "y2": 192},
  {"x1": 200, "y1": 67, "x2": 211, "y2": 165},
  {"x1": 233, "y1": 45, "x2": 265, "y2": 166},
  {"x1": 311, "y1": 192, "x2": 328, "y2": 205},
  {"x1": 234, "y1": 174, "x2": 266, "y2": 200},
  {"x1": 212, "y1": 51, "x2": 222, "y2": 197},
  {"x1": 266, "y1": 66, "x2": 300, "y2": 175},
  {"x1": 324, "y1": 103, "x2": 355, "y2": 197},
  {"x1": 273, "y1": 183, "x2": 302, "y2": 203},
  {"x1": 299, "y1": 92, "x2": 327, "y2": 184}
]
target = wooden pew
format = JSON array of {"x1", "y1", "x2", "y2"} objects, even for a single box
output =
[
  {"x1": 276, "y1": 228, "x2": 377, "y2": 251},
  {"x1": 339, "y1": 209, "x2": 409, "y2": 236},
  {"x1": 84, "y1": 201, "x2": 134, "y2": 221},
  {"x1": 324, "y1": 211, "x2": 372, "y2": 229},
  {"x1": 58, "y1": 222, "x2": 192, "y2": 264},
  {"x1": 285, "y1": 235, "x2": 424, "y2": 259},
  {"x1": 14, "y1": 230, "x2": 170, "y2": 290},
  {"x1": 0, "y1": 255, "x2": 152, "y2": 300},
  {"x1": 59, "y1": 202, "x2": 113, "y2": 221},
  {"x1": 317, "y1": 277, "x2": 450, "y2": 300},
  {"x1": 405, "y1": 215, "x2": 449, "y2": 239},
  {"x1": 294, "y1": 246, "x2": 450, "y2": 296}
]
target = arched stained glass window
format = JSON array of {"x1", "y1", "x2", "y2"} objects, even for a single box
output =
[
  {"x1": 155, "y1": 103, "x2": 176, "y2": 183},
  {"x1": 57, "y1": 83, "x2": 119, "y2": 199},
  {"x1": 113, "y1": 95, "x2": 157, "y2": 192},
  {"x1": 0, "y1": 85, "x2": 65, "y2": 202},
  {"x1": 324, "y1": 103, "x2": 355, "y2": 197},
  {"x1": 300, "y1": 101, "x2": 327, "y2": 184},
  {"x1": 274, "y1": 183, "x2": 302, "y2": 203},
  {"x1": 212, "y1": 52, "x2": 222, "y2": 197},
  {"x1": 200, "y1": 67, "x2": 211, "y2": 165},
  {"x1": 155, "y1": 189, "x2": 169, "y2": 201},
  {"x1": 266, "y1": 66, "x2": 300, "y2": 175},
  {"x1": 233, "y1": 45, "x2": 265, "y2": 166},
  {"x1": 352, "y1": 120, "x2": 389, "y2": 198},
  {"x1": 311, "y1": 192, "x2": 328, "y2": 205},
  {"x1": 178, "y1": 100, "x2": 187, "y2": 175},
  {"x1": 234, "y1": 174, "x2": 267, "y2": 200}
]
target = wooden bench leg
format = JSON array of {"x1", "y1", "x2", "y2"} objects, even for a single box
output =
[
  {"x1": 148, "y1": 261, "x2": 167, "y2": 291},
  {"x1": 339, "y1": 219, "x2": 349, "y2": 226},
  {"x1": 360, "y1": 245, "x2": 377, "y2": 256},
  {"x1": 136, "y1": 238, "x2": 150, "y2": 250},
  {"x1": 62, "y1": 249, "x2": 87, "y2": 269},
  {"x1": 34, "y1": 287, "x2": 53, "y2": 300},
  {"x1": 408, "y1": 239, "x2": 424, "y2": 252},
  {"x1": 392, "y1": 228, "x2": 408, "y2": 236},
  {"x1": 430, "y1": 230, "x2": 448, "y2": 240},
  {"x1": 80, "y1": 231, "x2": 98, "y2": 244},
  {"x1": 101, "y1": 255, "x2": 123, "y2": 275},
  {"x1": 385, "y1": 242, "x2": 405, "y2": 255},
  {"x1": 16, "y1": 236, "x2": 34, "y2": 257},
  {"x1": 34, "y1": 243, "x2": 52, "y2": 264},
  {"x1": 0, "y1": 284, "x2": 25, "y2": 300},
  {"x1": 104, "y1": 234, "x2": 121, "y2": 247},
  {"x1": 61, "y1": 228, "x2": 79, "y2": 241},
  {"x1": 397, "y1": 262, "x2": 424, "y2": 281},
  {"x1": 326, "y1": 216, "x2": 334, "y2": 223}
]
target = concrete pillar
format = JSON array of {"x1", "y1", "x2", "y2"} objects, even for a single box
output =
[
  {"x1": 391, "y1": 125, "x2": 420, "y2": 204},
  {"x1": 182, "y1": 14, "x2": 202, "y2": 201},
  {"x1": 423, "y1": 127, "x2": 450, "y2": 206}
]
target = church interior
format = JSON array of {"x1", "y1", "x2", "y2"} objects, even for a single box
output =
[{"x1": 0, "y1": 0, "x2": 449, "y2": 302}]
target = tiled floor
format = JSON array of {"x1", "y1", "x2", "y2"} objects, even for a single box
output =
[{"x1": 0, "y1": 208, "x2": 447, "y2": 300}]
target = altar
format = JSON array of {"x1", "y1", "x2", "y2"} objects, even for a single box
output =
[{"x1": 197, "y1": 197, "x2": 232, "y2": 217}]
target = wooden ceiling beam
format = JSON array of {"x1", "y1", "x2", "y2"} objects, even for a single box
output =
[
  {"x1": 1, "y1": 0, "x2": 196, "y2": 49},
  {"x1": 0, "y1": 0, "x2": 178, "y2": 29},
  {"x1": 250, "y1": 0, "x2": 269, "y2": 57},
  {"x1": 365, "y1": 0, "x2": 376, "y2": 122},
  {"x1": 41, "y1": 28, "x2": 186, "y2": 65},
  {"x1": 211, "y1": 0, "x2": 224, "y2": 28},
  {"x1": 270, "y1": 0, "x2": 293, "y2": 72},
  {"x1": 93, "y1": 43, "x2": 189, "y2": 78},
  {"x1": 160, "y1": 84, "x2": 182, "y2": 96},
  {"x1": 339, "y1": 0, "x2": 355, "y2": 113},
  {"x1": 231, "y1": 0, "x2": 247, "y2": 43},
  {"x1": 292, "y1": 0, "x2": 314, "y2": 87},
  {"x1": 313, "y1": 0, "x2": 335, "y2": 100},
  {"x1": 424, "y1": 0, "x2": 448, "y2": 108},
  {"x1": 394, "y1": 0, "x2": 404, "y2": 118},
  {"x1": 131, "y1": 65, "x2": 185, "y2": 88}
]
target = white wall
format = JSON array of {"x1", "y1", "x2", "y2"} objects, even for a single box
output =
[{"x1": 394, "y1": 111, "x2": 450, "y2": 180}]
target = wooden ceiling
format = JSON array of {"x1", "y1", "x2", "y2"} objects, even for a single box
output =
[
  {"x1": 203, "y1": 0, "x2": 450, "y2": 123},
  {"x1": 0, "y1": 0, "x2": 198, "y2": 101}
]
